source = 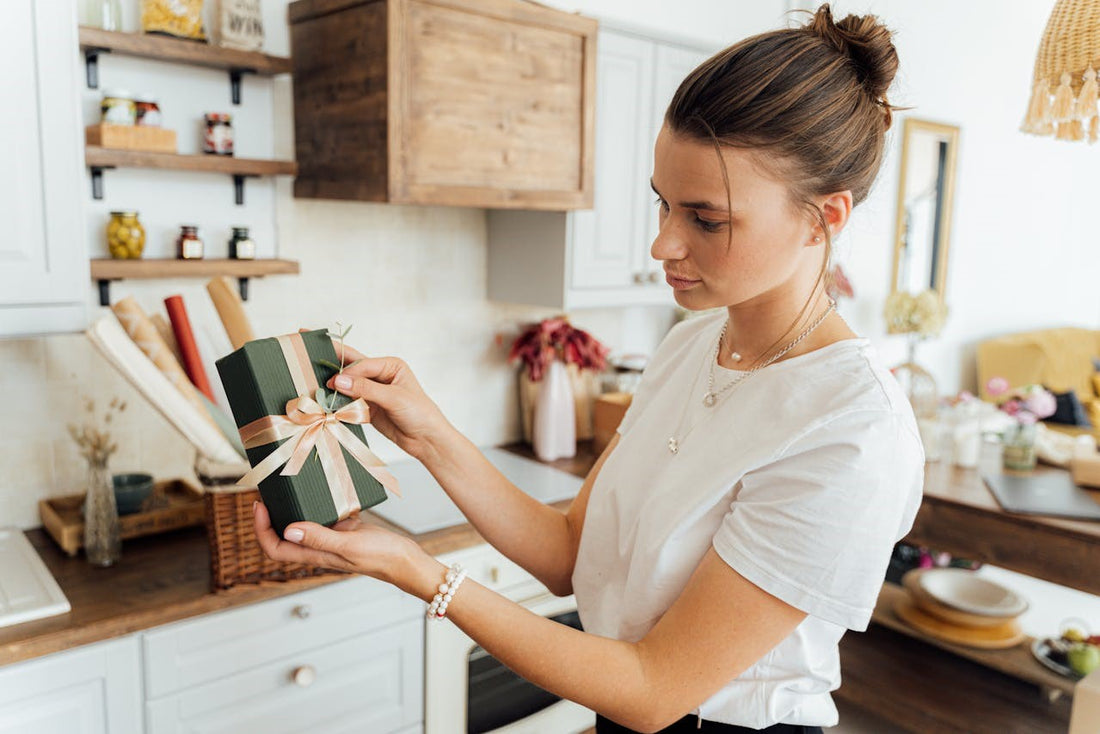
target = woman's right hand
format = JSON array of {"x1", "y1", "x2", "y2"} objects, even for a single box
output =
[{"x1": 325, "y1": 343, "x2": 453, "y2": 460}]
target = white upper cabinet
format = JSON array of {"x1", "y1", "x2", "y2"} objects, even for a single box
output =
[
  {"x1": 487, "y1": 25, "x2": 711, "y2": 310},
  {"x1": 0, "y1": 0, "x2": 87, "y2": 337}
]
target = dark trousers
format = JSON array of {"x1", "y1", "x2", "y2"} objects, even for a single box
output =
[{"x1": 595, "y1": 713, "x2": 825, "y2": 733}]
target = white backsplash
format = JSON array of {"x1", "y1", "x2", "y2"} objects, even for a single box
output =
[{"x1": 1, "y1": 199, "x2": 676, "y2": 530}]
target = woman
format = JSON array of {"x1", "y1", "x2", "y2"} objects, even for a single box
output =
[{"x1": 253, "y1": 6, "x2": 924, "y2": 732}]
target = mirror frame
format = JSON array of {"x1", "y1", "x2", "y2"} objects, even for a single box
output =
[{"x1": 890, "y1": 117, "x2": 960, "y2": 301}]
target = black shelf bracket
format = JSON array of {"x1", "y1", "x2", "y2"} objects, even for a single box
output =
[
  {"x1": 97, "y1": 279, "x2": 114, "y2": 307},
  {"x1": 232, "y1": 174, "x2": 257, "y2": 205},
  {"x1": 84, "y1": 47, "x2": 109, "y2": 88},
  {"x1": 238, "y1": 277, "x2": 250, "y2": 301},
  {"x1": 228, "y1": 68, "x2": 257, "y2": 105},
  {"x1": 90, "y1": 165, "x2": 115, "y2": 200}
]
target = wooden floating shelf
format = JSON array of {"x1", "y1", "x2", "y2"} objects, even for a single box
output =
[
  {"x1": 78, "y1": 27, "x2": 291, "y2": 101},
  {"x1": 85, "y1": 147, "x2": 297, "y2": 204},
  {"x1": 91, "y1": 258, "x2": 300, "y2": 305}
]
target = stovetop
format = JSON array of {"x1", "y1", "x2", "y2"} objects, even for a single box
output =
[{"x1": 369, "y1": 448, "x2": 584, "y2": 535}]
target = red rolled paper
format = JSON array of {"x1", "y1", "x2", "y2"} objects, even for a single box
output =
[{"x1": 165, "y1": 294, "x2": 215, "y2": 402}]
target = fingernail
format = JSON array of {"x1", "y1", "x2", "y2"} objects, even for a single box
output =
[
  {"x1": 334, "y1": 375, "x2": 352, "y2": 390},
  {"x1": 284, "y1": 528, "x2": 305, "y2": 543}
]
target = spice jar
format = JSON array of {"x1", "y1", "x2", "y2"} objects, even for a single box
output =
[
  {"x1": 176, "y1": 225, "x2": 204, "y2": 260},
  {"x1": 134, "y1": 94, "x2": 162, "y2": 127},
  {"x1": 203, "y1": 113, "x2": 234, "y2": 155},
  {"x1": 228, "y1": 227, "x2": 255, "y2": 259},
  {"x1": 101, "y1": 89, "x2": 136, "y2": 125},
  {"x1": 106, "y1": 211, "x2": 145, "y2": 259}
]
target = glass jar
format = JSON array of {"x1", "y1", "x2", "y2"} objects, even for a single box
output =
[
  {"x1": 228, "y1": 226, "x2": 255, "y2": 259},
  {"x1": 87, "y1": 0, "x2": 122, "y2": 32},
  {"x1": 1002, "y1": 422, "x2": 1039, "y2": 472},
  {"x1": 134, "y1": 94, "x2": 162, "y2": 127},
  {"x1": 176, "y1": 225, "x2": 204, "y2": 260},
  {"x1": 84, "y1": 456, "x2": 121, "y2": 567},
  {"x1": 101, "y1": 88, "x2": 135, "y2": 125},
  {"x1": 106, "y1": 211, "x2": 145, "y2": 259},
  {"x1": 203, "y1": 113, "x2": 234, "y2": 155}
]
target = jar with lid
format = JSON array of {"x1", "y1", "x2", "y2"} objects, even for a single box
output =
[
  {"x1": 203, "y1": 113, "x2": 234, "y2": 155},
  {"x1": 134, "y1": 94, "x2": 162, "y2": 127},
  {"x1": 106, "y1": 211, "x2": 145, "y2": 259},
  {"x1": 101, "y1": 89, "x2": 135, "y2": 125},
  {"x1": 176, "y1": 226, "x2": 204, "y2": 260},
  {"x1": 228, "y1": 227, "x2": 255, "y2": 259}
]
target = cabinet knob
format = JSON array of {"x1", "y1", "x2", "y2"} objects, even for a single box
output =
[
  {"x1": 291, "y1": 604, "x2": 311, "y2": 620},
  {"x1": 647, "y1": 271, "x2": 660, "y2": 284},
  {"x1": 632, "y1": 272, "x2": 645, "y2": 285},
  {"x1": 291, "y1": 665, "x2": 317, "y2": 688}
]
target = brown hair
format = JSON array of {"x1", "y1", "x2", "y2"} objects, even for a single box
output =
[{"x1": 664, "y1": 4, "x2": 901, "y2": 351}]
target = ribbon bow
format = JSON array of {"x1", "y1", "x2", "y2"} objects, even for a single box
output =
[{"x1": 237, "y1": 395, "x2": 400, "y2": 515}]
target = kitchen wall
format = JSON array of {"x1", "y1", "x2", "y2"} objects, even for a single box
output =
[
  {"x1": 0, "y1": 0, "x2": 789, "y2": 529},
  {"x1": 4, "y1": 1, "x2": 1097, "y2": 530}
]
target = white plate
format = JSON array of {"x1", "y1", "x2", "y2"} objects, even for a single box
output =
[
  {"x1": 918, "y1": 568, "x2": 1029, "y2": 617},
  {"x1": 1031, "y1": 638, "x2": 1083, "y2": 681}
]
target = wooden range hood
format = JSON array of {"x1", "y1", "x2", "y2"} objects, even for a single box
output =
[{"x1": 288, "y1": 0, "x2": 597, "y2": 210}]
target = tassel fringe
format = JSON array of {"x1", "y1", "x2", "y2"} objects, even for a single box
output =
[
  {"x1": 1076, "y1": 67, "x2": 1098, "y2": 120},
  {"x1": 1051, "y1": 72, "x2": 1076, "y2": 122}
]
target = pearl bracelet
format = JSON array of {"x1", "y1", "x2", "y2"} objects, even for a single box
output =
[{"x1": 427, "y1": 563, "x2": 467, "y2": 621}]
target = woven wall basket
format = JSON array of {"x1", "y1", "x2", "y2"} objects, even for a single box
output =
[{"x1": 1022, "y1": 0, "x2": 1100, "y2": 142}]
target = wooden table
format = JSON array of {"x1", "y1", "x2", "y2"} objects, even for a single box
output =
[{"x1": 832, "y1": 445, "x2": 1099, "y2": 732}]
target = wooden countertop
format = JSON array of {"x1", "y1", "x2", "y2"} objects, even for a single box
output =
[{"x1": 0, "y1": 442, "x2": 597, "y2": 667}]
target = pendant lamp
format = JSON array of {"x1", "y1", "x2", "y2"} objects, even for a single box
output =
[{"x1": 1021, "y1": 0, "x2": 1100, "y2": 143}]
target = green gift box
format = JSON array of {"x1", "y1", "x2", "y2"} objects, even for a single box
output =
[{"x1": 215, "y1": 329, "x2": 389, "y2": 536}]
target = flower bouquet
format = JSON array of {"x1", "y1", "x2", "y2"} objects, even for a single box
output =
[
  {"x1": 508, "y1": 317, "x2": 610, "y2": 445},
  {"x1": 986, "y1": 377, "x2": 1057, "y2": 471}
]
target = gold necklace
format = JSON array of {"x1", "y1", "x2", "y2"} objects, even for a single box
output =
[{"x1": 667, "y1": 300, "x2": 836, "y2": 455}]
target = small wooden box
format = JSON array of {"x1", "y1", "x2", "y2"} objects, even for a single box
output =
[
  {"x1": 1071, "y1": 450, "x2": 1100, "y2": 488},
  {"x1": 38, "y1": 479, "x2": 204, "y2": 557},
  {"x1": 593, "y1": 392, "x2": 632, "y2": 455},
  {"x1": 86, "y1": 123, "x2": 177, "y2": 153}
]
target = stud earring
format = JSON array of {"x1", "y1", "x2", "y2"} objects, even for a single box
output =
[{"x1": 813, "y1": 235, "x2": 822, "y2": 243}]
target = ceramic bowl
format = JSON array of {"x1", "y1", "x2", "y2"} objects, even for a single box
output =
[
  {"x1": 113, "y1": 473, "x2": 154, "y2": 515},
  {"x1": 919, "y1": 568, "x2": 1028, "y2": 618}
]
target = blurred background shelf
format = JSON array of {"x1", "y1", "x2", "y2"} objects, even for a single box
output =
[{"x1": 90, "y1": 258, "x2": 300, "y2": 305}]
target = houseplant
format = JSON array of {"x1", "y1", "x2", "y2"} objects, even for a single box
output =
[
  {"x1": 884, "y1": 289, "x2": 949, "y2": 419},
  {"x1": 509, "y1": 317, "x2": 609, "y2": 459},
  {"x1": 986, "y1": 377, "x2": 1058, "y2": 471}
]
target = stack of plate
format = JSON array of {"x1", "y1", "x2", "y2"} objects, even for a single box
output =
[{"x1": 895, "y1": 568, "x2": 1029, "y2": 649}]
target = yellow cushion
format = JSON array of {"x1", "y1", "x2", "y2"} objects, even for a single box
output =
[
  {"x1": 976, "y1": 327, "x2": 1100, "y2": 401},
  {"x1": 1093, "y1": 374, "x2": 1100, "y2": 398}
]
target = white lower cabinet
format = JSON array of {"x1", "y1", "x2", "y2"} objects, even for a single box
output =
[{"x1": 0, "y1": 636, "x2": 143, "y2": 734}]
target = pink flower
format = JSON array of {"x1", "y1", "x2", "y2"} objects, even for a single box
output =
[
  {"x1": 986, "y1": 376, "x2": 1010, "y2": 397},
  {"x1": 1023, "y1": 390, "x2": 1057, "y2": 420}
]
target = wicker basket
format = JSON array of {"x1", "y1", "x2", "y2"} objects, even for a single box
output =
[{"x1": 196, "y1": 457, "x2": 345, "y2": 591}]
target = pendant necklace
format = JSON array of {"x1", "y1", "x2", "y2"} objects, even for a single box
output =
[{"x1": 666, "y1": 300, "x2": 836, "y2": 455}]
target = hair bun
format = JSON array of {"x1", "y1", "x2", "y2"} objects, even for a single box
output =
[{"x1": 808, "y1": 4, "x2": 898, "y2": 103}]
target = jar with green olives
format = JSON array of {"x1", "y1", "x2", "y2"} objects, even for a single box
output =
[{"x1": 106, "y1": 211, "x2": 145, "y2": 259}]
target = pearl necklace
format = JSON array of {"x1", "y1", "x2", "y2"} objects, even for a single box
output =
[{"x1": 667, "y1": 300, "x2": 836, "y2": 455}]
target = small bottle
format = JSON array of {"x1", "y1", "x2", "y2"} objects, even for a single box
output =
[
  {"x1": 176, "y1": 225, "x2": 204, "y2": 260},
  {"x1": 203, "y1": 113, "x2": 234, "y2": 155},
  {"x1": 228, "y1": 227, "x2": 255, "y2": 259},
  {"x1": 134, "y1": 94, "x2": 162, "y2": 127}
]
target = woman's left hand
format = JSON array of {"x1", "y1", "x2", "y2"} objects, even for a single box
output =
[{"x1": 252, "y1": 501, "x2": 431, "y2": 593}]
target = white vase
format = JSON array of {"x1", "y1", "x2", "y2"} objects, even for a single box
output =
[{"x1": 533, "y1": 360, "x2": 576, "y2": 461}]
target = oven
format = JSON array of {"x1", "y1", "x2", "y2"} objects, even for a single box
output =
[{"x1": 425, "y1": 543, "x2": 596, "y2": 734}]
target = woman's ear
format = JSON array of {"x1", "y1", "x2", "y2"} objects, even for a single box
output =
[{"x1": 817, "y1": 190, "x2": 853, "y2": 240}]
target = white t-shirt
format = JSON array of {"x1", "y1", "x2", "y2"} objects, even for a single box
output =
[{"x1": 572, "y1": 311, "x2": 924, "y2": 728}]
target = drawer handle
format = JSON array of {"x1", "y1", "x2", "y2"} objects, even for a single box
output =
[
  {"x1": 490, "y1": 566, "x2": 500, "y2": 584},
  {"x1": 647, "y1": 271, "x2": 660, "y2": 284},
  {"x1": 291, "y1": 604, "x2": 311, "y2": 620},
  {"x1": 632, "y1": 272, "x2": 645, "y2": 285},
  {"x1": 292, "y1": 665, "x2": 317, "y2": 688}
]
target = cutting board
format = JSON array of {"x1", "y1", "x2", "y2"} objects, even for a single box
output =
[{"x1": 0, "y1": 528, "x2": 70, "y2": 629}]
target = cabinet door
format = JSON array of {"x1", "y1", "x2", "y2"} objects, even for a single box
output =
[
  {"x1": 569, "y1": 31, "x2": 655, "y2": 292},
  {"x1": 0, "y1": 636, "x2": 143, "y2": 734},
  {"x1": 146, "y1": 617, "x2": 423, "y2": 734},
  {"x1": 0, "y1": 0, "x2": 87, "y2": 336},
  {"x1": 642, "y1": 42, "x2": 713, "y2": 274}
]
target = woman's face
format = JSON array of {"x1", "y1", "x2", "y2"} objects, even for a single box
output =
[{"x1": 650, "y1": 125, "x2": 820, "y2": 311}]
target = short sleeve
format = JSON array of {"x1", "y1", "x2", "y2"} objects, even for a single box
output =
[{"x1": 711, "y1": 409, "x2": 924, "y2": 631}]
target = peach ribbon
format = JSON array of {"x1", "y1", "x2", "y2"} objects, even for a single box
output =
[{"x1": 235, "y1": 333, "x2": 400, "y2": 522}]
